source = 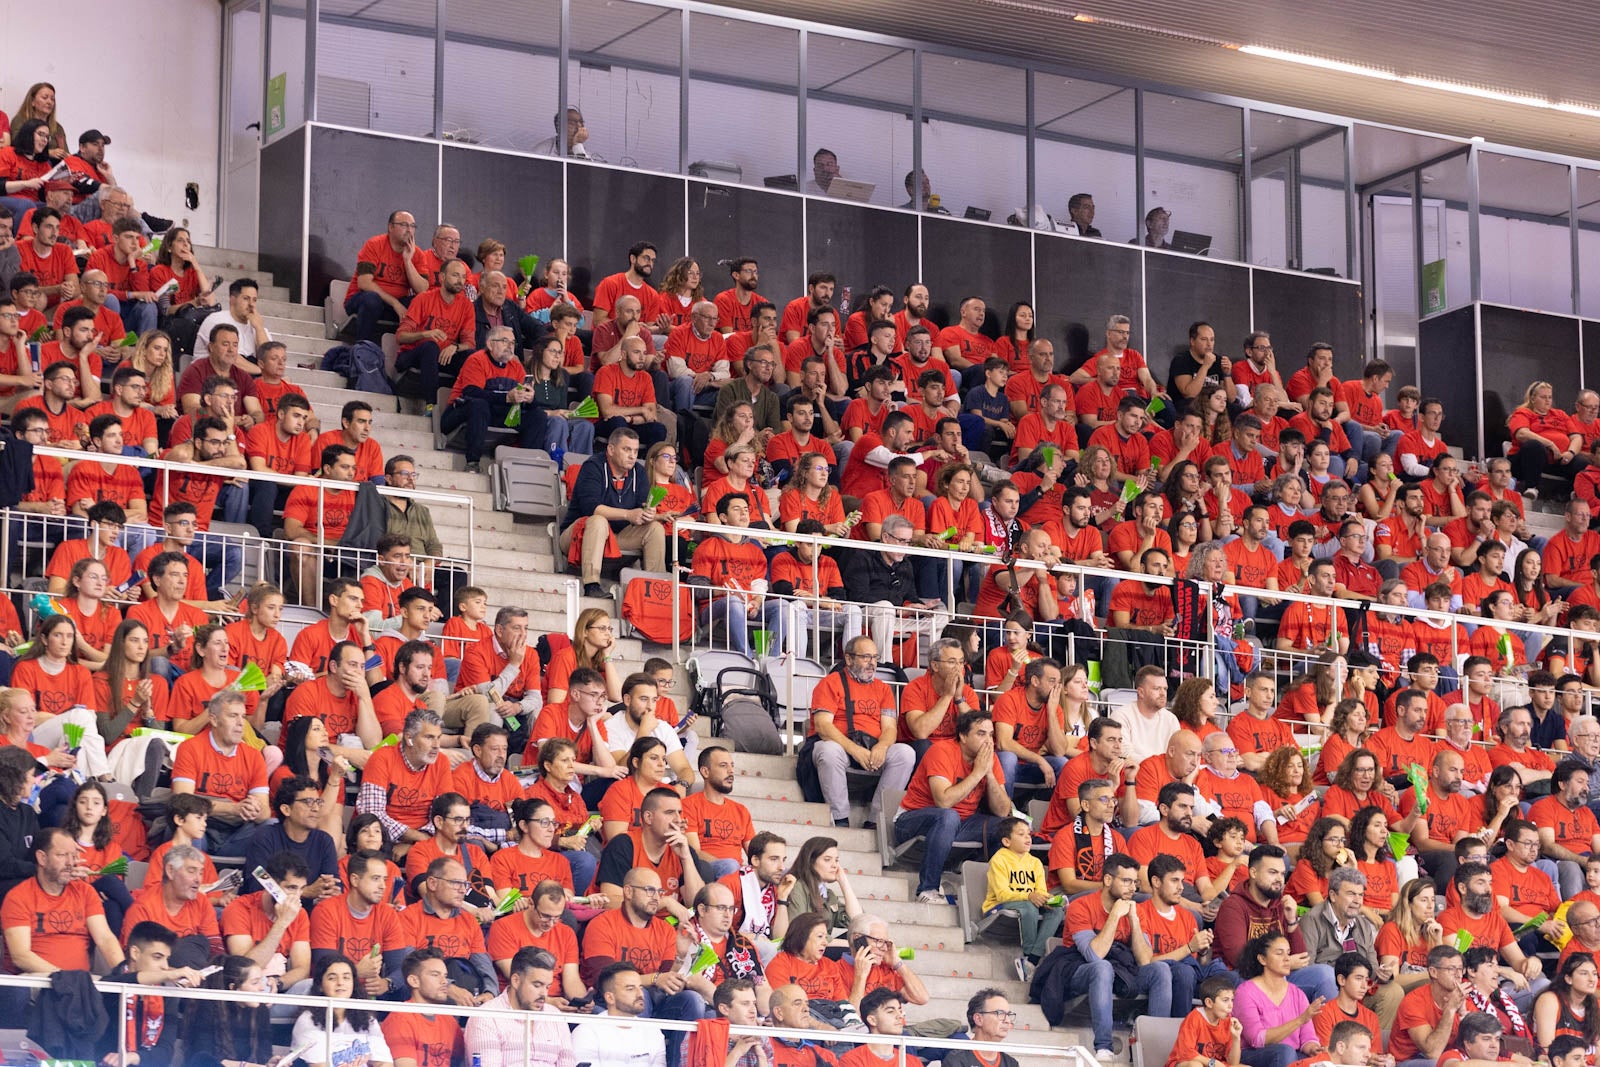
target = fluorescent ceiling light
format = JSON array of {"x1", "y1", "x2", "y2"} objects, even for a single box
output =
[{"x1": 1239, "y1": 44, "x2": 1600, "y2": 119}]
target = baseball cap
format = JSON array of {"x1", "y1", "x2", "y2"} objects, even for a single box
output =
[{"x1": 78, "y1": 129, "x2": 111, "y2": 146}]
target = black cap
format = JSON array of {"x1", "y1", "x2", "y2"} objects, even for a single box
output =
[{"x1": 78, "y1": 129, "x2": 110, "y2": 146}]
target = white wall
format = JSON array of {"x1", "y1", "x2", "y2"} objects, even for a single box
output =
[{"x1": 0, "y1": 0, "x2": 222, "y2": 245}]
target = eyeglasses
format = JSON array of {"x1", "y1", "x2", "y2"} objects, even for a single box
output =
[
  {"x1": 434, "y1": 877, "x2": 471, "y2": 890},
  {"x1": 439, "y1": 814, "x2": 471, "y2": 825},
  {"x1": 700, "y1": 903, "x2": 737, "y2": 915},
  {"x1": 292, "y1": 795, "x2": 323, "y2": 807},
  {"x1": 975, "y1": 1010, "x2": 1018, "y2": 1021},
  {"x1": 626, "y1": 885, "x2": 663, "y2": 896},
  {"x1": 525, "y1": 817, "x2": 557, "y2": 828},
  {"x1": 390, "y1": 469, "x2": 417, "y2": 479}
]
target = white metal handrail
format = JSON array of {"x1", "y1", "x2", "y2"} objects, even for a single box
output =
[{"x1": 0, "y1": 971, "x2": 1092, "y2": 1067}]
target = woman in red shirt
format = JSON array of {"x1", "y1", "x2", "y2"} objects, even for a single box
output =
[
  {"x1": 1508, "y1": 380, "x2": 1585, "y2": 496},
  {"x1": 0, "y1": 683, "x2": 80, "y2": 826},
  {"x1": 150, "y1": 228, "x2": 218, "y2": 316},
  {"x1": 94, "y1": 618, "x2": 172, "y2": 746},
  {"x1": 1257, "y1": 746, "x2": 1316, "y2": 845},
  {"x1": 12, "y1": 614, "x2": 96, "y2": 721},
  {"x1": 1166, "y1": 511, "x2": 1200, "y2": 578},
  {"x1": 61, "y1": 556, "x2": 120, "y2": 672},
  {"x1": 597, "y1": 737, "x2": 680, "y2": 842},
  {"x1": 928, "y1": 462, "x2": 984, "y2": 602},
  {"x1": 984, "y1": 612, "x2": 1043, "y2": 694},
  {"x1": 703, "y1": 445, "x2": 774, "y2": 528},
  {"x1": 654, "y1": 257, "x2": 703, "y2": 330},
  {"x1": 1349, "y1": 805, "x2": 1402, "y2": 926},
  {"x1": 545, "y1": 607, "x2": 622, "y2": 707},
  {"x1": 1376, "y1": 877, "x2": 1442, "y2": 988},
  {"x1": 489, "y1": 796, "x2": 575, "y2": 897},
  {"x1": 0, "y1": 120, "x2": 51, "y2": 202},
  {"x1": 1077, "y1": 445, "x2": 1122, "y2": 527},
  {"x1": 1315, "y1": 698, "x2": 1369, "y2": 787},
  {"x1": 128, "y1": 330, "x2": 178, "y2": 422},
  {"x1": 525, "y1": 737, "x2": 601, "y2": 896},
  {"x1": 764, "y1": 912, "x2": 854, "y2": 1003},
  {"x1": 778, "y1": 452, "x2": 848, "y2": 535},
  {"x1": 995, "y1": 302, "x2": 1035, "y2": 374},
  {"x1": 704, "y1": 401, "x2": 766, "y2": 476},
  {"x1": 1171, "y1": 675, "x2": 1223, "y2": 741},
  {"x1": 340, "y1": 814, "x2": 404, "y2": 905}
]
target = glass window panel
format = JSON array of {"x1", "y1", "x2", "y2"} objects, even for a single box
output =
[
  {"x1": 442, "y1": 0, "x2": 560, "y2": 152},
  {"x1": 1478, "y1": 152, "x2": 1573, "y2": 314},
  {"x1": 316, "y1": 0, "x2": 437, "y2": 137},
  {"x1": 568, "y1": 0, "x2": 681, "y2": 174},
  {"x1": 1248, "y1": 113, "x2": 1344, "y2": 272},
  {"x1": 687, "y1": 15, "x2": 797, "y2": 190},
  {"x1": 1419, "y1": 154, "x2": 1470, "y2": 313},
  {"x1": 1370, "y1": 176, "x2": 1419, "y2": 391},
  {"x1": 1249, "y1": 169, "x2": 1289, "y2": 269},
  {"x1": 267, "y1": 1, "x2": 307, "y2": 143},
  {"x1": 918, "y1": 54, "x2": 1025, "y2": 221},
  {"x1": 1299, "y1": 130, "x2": 1349, "y2": 277},
  {"x1": 1578, "y1": 170, "x2": 1600, "y2": 318},
  {"x1": 1033, "y1": 77, "x2": 1135, "y2": 241},
  {"x1": 1142, "y1": 95, "x2": 1243, "y2": 262},
  {"x1": 804, "y1": 36, "x2": 912, "y2": 209}
]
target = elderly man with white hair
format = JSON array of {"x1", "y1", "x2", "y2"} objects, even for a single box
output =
[
  {"x1": 842, "y1": 514, "x2": 952, "y2": 660},
  {"x1": 846, "y1": 913, "x2": 931, "y2": 1006},
  {"x1": 663, "y1": 299, "x2": 731, "y2": 412}
]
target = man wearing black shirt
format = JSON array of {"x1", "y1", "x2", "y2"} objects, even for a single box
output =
[
  {"x1": 1165, "y1": 321, "x2": 1232, "y2": 413},
  {"x1": 1068, "y1": 193, "x2": 1102, "y2": 238}
]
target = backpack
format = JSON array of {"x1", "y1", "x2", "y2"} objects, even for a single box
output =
[
  {"x1": 321, "y1": 340, "x2": 394, "y2": 395},
  {"x1": 621, "y1": 575, "x2": 694, "y2": 646}
]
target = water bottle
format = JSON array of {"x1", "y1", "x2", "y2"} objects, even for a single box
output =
[{"x1": 472, "y1": 1055, "x2": 483, "y2": 1067}]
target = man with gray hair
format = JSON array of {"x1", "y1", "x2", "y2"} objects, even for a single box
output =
[
  {"x1": 846, "y1": 913, "x2": 931, "y2": 1006},
  {"x1": 117, "y1": 842, "x2": 222, "y2": 966},
  {"x1": 842, "y1": 514, "x2": 951, "y2": 658},
  {"x1": 664, "y1": 299, "x2": 730, "y2": 412},
  {"x1": 170, "y1": 690, "x2": 271, "y2": 852},
  {"x1": 440, "y1": 323, "x2": 545, "y2": 471},
  {"x1": 810, "y1": 634, "x2": 915, "y2": 831},
  {"x1": 356, "y1": 707, "x2": 452, "y2": 844},
  {"x1": 1070, "y1": 312, "x2": 1160, "y2": 403}
]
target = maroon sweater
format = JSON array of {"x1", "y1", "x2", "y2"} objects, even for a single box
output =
[{"x1": 1214, "y1": 888, "x2": 1309, "y2": 968}]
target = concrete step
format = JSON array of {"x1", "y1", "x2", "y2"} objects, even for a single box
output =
[
  {"x1": 917, "y1": 996, "x2": 1051, "y2": 1033},
  {"x1": 920, "y1": 974, "x2": 1030, "y2": 1004},
  {"x1": 258, "y1": 299, "x2": 325, "y2": 324},
  {"x1": 729, "y1": 774, "x2": 808, "y2": 804},
  {"x1": 891, "y1": 946, "x2": 1004, "y2": 981},
  {"x1": 741, "y1": 794, "x2": 834, "y2": 828},
  {"x1": 194, "y1": 246, "x2": 261, "y2": 272}
]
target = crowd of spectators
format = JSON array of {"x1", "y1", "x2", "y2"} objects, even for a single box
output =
[{"x1": 7, "y1": 77, "x2": 1600, "y2": 1067}]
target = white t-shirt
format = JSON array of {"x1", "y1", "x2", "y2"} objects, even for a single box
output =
[
  {"x1": 195, "y1": 309, "x2": 259, "y2": 359},
  {"x1": 1111, "y1": 703, "x2": 1180, "y2": 767},
  {"x1": 570, "y1": 1013, "x2": 666, "y2": 1067},
  {"x1": 604, "y1": 709, "x2": 682, "y2": 754},
  {"x1": 291, "y1": 1012, "x2": 391, "y2": 1067}
]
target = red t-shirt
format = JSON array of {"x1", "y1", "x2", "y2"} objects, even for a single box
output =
[
  {"x1": 344, "y1": 235, "x2": 424, "y2": 301},
  {"x1": 171, "y1": 728, "x2": 269, "y2": 803},
  {"x1": 1, "y1": 878, "x2": 105, "y2": 972},
  {"x1": 900, "y1": 739, "x2": 1003, "y2": 819}
]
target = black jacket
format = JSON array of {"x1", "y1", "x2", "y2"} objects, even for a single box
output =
[
  {"x1": 30, "y1": 969, "x2": 109, "y2": 1060},
  {"x1": 473, "y1": 295, "x2": 541, "y2": 353},
  {"x1": 841, "y1": 548, "x2": 917, "y2": 605},
  {"x1": 0, "y1": 798, "x2": 38, "y2": 897},
  {"x1": 563, "y1": 453, "x2": 650, "y2": 532}
]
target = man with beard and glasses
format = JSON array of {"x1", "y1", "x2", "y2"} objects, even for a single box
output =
[
  {"x1": 1389, "y1": 944, "x2": 1468, "y2": 1067},
  {"x1": 682, "y1": 745, "x2": 754, "y2": 880},
  {"x1": 677, "y1": 882, "x2": 769, "y2": 1014},
  {"x1": 592, "y1": 241, "x2": 660, "y2": 327},
  {"x1": 1528, "y1": 759, "x2": 1600, "y2": 897},
  {"x1": 715, "y1": 258, "x2": 765, "y2": 334},
  {"x1": 718, "y1": 832, "x2": 792, "y2": 966},
  {"x1": 1437, "y1": 863, "x2": 1545, "y2": 1009},
  {"x1": 465, "y1": 947, "x2": 576, "y2": 1067},
  {"x1": 1214, "y1": 844, "x2": 1335, "y2": 1001},
  {"x1": 808, "y1": 634, "x2": 914, "y2": 830}
]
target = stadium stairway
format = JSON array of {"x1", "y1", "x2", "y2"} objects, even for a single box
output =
[{"x1": 193, "y1": 243, "x2": 1128, "y2": 1061}]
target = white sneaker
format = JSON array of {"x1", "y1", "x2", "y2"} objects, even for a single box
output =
[
  {"x1": 1013, "y1": 956, "x2": 1028, "y2": 982},
  {"x1": 916, "y1": 889, "x2": 946, "y2": 904},
  {"x1": 1096, "y1": 1050, "x2": 1117, "y2": 1062}
]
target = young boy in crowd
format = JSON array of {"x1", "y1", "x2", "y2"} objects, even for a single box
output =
[
  {"x1": 982, "y1": 816, "x2": 1063, "y2": 982},
  {"x1": 440, "y1": 585, "x2": 489, "y2": 684},
  {"x1": 1166, "y1": 976, "x2": 1242, "y2": 1067}
]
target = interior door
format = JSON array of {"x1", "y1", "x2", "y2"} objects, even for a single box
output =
[{"x1": 220, "y1": 0, "x2": 262, "y2": 252}]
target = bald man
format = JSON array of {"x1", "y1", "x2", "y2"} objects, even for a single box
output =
[{"x1": 1134, "y1": 730, "x2": 1205, "y2": 828}]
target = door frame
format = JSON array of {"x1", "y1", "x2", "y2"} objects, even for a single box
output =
[{"x1": 218, "y1": 0, "x2": 265, "y2": 252}]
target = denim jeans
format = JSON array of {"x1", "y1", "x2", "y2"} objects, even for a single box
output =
[
  {"x1": 562, "y1": 847, "x2": 598, "y2": 895},
  {"x1": 893, "y1": 804, "x2": 1000, "y2": 895},
  {"x1": 996, "y1": 752, "x2": 1068, "y2": 798},
  {"x1": 120, "y1": 298, "x2": 158, "y2": 337},
  {"x1": 1242, "y1": 1045, "x2": 1298, "y2": 1067},
  {"x1": 544, "y1": 413, "x2": 596, "y2": 455},
  {"x1": 1062, "y1": 955, "x2": 1172, "y2": 1050},
  {"x1": 1169, "y1": 956, "x2": 1234, "y2": 1017},
  {"x1": 1289, "y1": 962, "x2": 1336, "y2": 1001},
  {"x1": 994, "y1": 899, "x2": 1064, "y2": 959},
  {"x1": 343, "y1": 290, "x2": 408, "y2": 344},
  {"x1": 190, "y1": 531, "x2": 244, "y2": 597}
]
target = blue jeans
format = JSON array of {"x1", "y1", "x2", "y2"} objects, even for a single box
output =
[
  {"x1": 190, "y1": 531, "x2": 243, "y2": 597},
  {"x1": 544, "y1": 414, "x2": 595, "y2": 456},
  {"x1": 1169, "y1": 956, "x2": 1233, "y2": 1017},
  {"x1": 1242, "y1": 1045, "x2": 1297, "y2": 1067},
  {"x1": 343, "y1": 290, "x2": 409, "y2": 344},
  {"x1": 440, "y1": 395, "x2": 543, "y2": 464},
  {"x1": 701, "y1": 599, "x2": 754, "y2": 656},
  {"x1": 597, "y1": 415, "x2": 667, "y2": 449},
  {"x1": 893, "y1": 805, "x2": 1000, "y2": 895},
  {"x1": 1214, "y1": 634, "x2": 1247, "y2": 688},
  {"x1": 120, "y1": 298, "x2": 158, "y2": 337},
  {"x1": 1063, "y1": 955, "x2": 1172, "y2": 1051},
  {"x1": 993, "y1": 899, "x2": 1064, "y2": 959},
  {"x1": 1289, "y1": 962, "x2": 1336, "y2": 1001},
  {"x1": 643, "y1": 986, "x2": 706, "y2": 1067},
  {"x1": 562, "y1": 847, "x2": 597, "y2": 895},
  {"x1": 997, "y1": 752, "x2": 1068, "y2": 798}
]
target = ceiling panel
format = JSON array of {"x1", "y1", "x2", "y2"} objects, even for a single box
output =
[
  {"x1": 569, "y1": 0, "x2": 679, "y2": 66},
  {"x1": 1036, "y1": 78, "x2": 1136, "y2": 148},
  {"x1": 1143, "y1": 94, "x2": 1241, "y2": 164},
  {"x1": 689, "y1": 14, "x2": 798, "y2": 85},
  {"x1": 1479, "y1": 153, "x2": 1572, "y2": 217},
  {"x1": 921, "y1": 54, "x2": 1025, "y2": 126},
  {"x1": 701, "y1": 0, "x2": 1600, "y2": 161}
]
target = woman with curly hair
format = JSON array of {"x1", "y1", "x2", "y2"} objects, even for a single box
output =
[
  {"x1": 654, "y1": 257, "x2": 704, "y2": 329},
  {"x1": 1075, "y1": 444, "x2": 1121, "y2": 525},
  {"x1": 706, "y1": 400, "x2": 767, "y2": 474},
  {"x1": 1348, "y1": 804, "x2": 1402, "y2": 926},
  {"x1": 1319, "y1": 748, "x2": 1418, "y2": 837},
  {"x1": 1315, "y1": 698, "x2": 1371, "y2": 787},
  {"x1": 1257, "y1": 747, "x2": 1316, "y2": 848},
  {"x1": 1284, "y1": 817, "x2": 1354, "y2": 905},
  {"x1": 1376, "y1": 877, "x2": 1443, "y2": 988}
]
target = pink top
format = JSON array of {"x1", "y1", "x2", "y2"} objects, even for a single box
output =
[{"x1": 1234, "y1": 977, "x2": 1315, "y2": 1051}]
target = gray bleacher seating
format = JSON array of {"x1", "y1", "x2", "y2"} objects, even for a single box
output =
[
  {"x1": 958, "y1": 859, "x2": 1021, "y2": 944},
  {"x1": 492, "y1": 445, "x2": 562, "y2": 518}
]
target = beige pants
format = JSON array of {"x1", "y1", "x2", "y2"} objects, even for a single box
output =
[{"x1": 560, "y1": 519, "x2": 667, "y2": 584}]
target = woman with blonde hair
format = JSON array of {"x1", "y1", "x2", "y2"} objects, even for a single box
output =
[
  {"x1": 1508, "y1": 379, "x2": 1584, "y2": 495},
  {"x1": 10, "y1": 83, "x2": 65, "y2": 160},
  {"x1": 1075, "y1": 444, "x2": 1121, "y2": 525},
  {"x1": 778, "y1": 452, "x2": 848, "y2": 535},
  {"x1": 705, "y1": 400, "x2": 767, "y2": 474},
  {"x1": 545, "y1": 607, "x2": 622, "y2": 707},
  {"x1": 128, "y1": 329, "x2": 179, "y2": 422}
]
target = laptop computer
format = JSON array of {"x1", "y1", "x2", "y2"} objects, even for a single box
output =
[
  {"x1": 1172, "y1": 230, "x2": 1212, "y2": 256},
  {"x1": 964, "y1": 206, "x2": 992, "y2": 222},
  {"x1": 827, "y1": 178, "x2": 876, "y2": 203},
  {"x1": 762, "y1": 174, "x2": 798, "y2": 190}
]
